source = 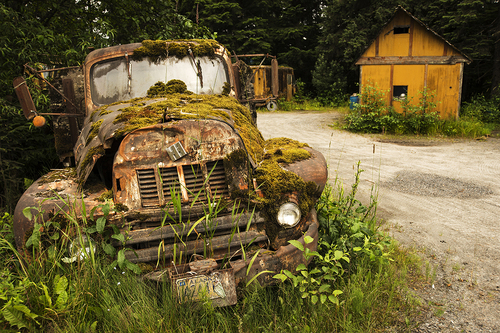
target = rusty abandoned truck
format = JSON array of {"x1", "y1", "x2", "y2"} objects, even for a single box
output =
[{"x1": 13, "y1": 40, "x2": 327, "y2": 303}]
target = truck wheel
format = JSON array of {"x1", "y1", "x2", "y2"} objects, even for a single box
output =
[{"x1": 266, "y1": 100, "x2": 278, "y2": 111}]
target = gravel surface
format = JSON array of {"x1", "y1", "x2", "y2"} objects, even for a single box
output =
[
  {"x1": 257, "y1": 110, "x2": 500, "y2": 332},
  {"x1": 383, "y1": 171, "x2": 494, "y2": 198}
]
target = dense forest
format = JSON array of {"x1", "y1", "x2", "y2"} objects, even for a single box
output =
[{"x1": 1, "y1": 0, "x2": 499, "y2": 211}]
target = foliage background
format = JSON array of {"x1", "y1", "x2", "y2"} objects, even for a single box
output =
[{"x1": 1, "y1": 0, "x2": 500, "y2": 211}]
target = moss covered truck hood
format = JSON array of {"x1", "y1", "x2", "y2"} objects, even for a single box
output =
[{"x1": 75, "y1": 93, "x2": 264, "y2": 187}]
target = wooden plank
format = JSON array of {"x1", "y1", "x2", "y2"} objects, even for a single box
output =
[
  {"x1": 125, "y1": 230, "x2": 268, "y2": 263},
  {"x1": 356, "y1": 56, "x2": 469, "y2": 66},
  {"x1": 120, "y1": 211, "x2": 264, "y2": 246},
  {"x1": 13, "y1": 77, "x2": 36, "y2": 120}
]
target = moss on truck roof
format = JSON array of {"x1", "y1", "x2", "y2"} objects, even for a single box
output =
[{"x1": 131, "y1": 39, "x2": 222, "y2": 63}]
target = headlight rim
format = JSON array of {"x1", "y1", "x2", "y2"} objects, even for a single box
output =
[{"x1": 277, "y1": 202, "x2": 301, "y2": 228}]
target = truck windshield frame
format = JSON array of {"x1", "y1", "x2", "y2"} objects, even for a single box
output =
[{"x1": 90, "y1": 55, "x2": 230, "y2": 105}]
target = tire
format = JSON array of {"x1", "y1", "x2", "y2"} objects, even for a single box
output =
[{"x1": 266, "y1": 100, "x2": 278, "y2": 111}]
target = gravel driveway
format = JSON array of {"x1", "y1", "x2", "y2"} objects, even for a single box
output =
[{"x1": 257, "y1": 110, "x2": 500, "y2": 332}]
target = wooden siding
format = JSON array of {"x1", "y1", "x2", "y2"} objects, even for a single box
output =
[
  {"x1": 360, "y1": 63, "x2": 463, "y2": 119},
  {"x1": 392, "y1": 65, "x2": 425, "y2": 113},
  {"x1": 365, "y1": 11, "x2": 464, "y2": 59}
]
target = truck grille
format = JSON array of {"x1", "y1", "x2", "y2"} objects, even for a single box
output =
[{"x1": 137, "y1": 160, "x2": 229, "y2": 207}]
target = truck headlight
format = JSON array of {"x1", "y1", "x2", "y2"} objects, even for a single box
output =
[
  {"x1": 277, "y1": 202, "x2": 301, "y2": 228},
  {"x1": 62, "y1": 235, "x2": 96, "y2": 263}
]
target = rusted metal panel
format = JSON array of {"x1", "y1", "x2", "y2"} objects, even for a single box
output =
[
  {"x1": 112, "y1": 119, "x2": 246, "y2": 210},
  {"x1": 12, "y1": 168, "x2": 107, "y2": 247},
  {"x1": 271, "y1": 59, "x2": 278, "y2": 97},
  {"x1": 114, "y1": 212, "x2": 264, "y2": 246},
  {"x1": 74, "y1": 97, "x2": 237, "y2": 187},
  {"x1": 285, "y1": 148, "x2": 328, "y2": 195}
]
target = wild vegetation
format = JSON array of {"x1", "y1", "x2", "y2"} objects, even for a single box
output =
[
  {"x1": 343, "y1": 83, "x2": 496, "y2": 138},
  {"x1": 2, "y1": 0, "x2": 500, "y2": 211},
  {"x1": 0, "y1": 166, "x2": 425, "y2": 332}
]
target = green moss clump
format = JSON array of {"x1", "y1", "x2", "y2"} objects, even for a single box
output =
[
  {"x1": 147, "y1": 80, "x2": 192, "y2": 97},
  {"x1": 103, "y1": 89, "x2": 264, "y2": 161},
  {"x1": 131, "y1": 39, "x2": 221, "y2": 63},
  {"x1": 263, "y1": 138, "x2": 311, "y2": 164},
  {"x1": 222, "y1": 82, "x2": 231, "y2": 96},
  {"x1": 96, "y1": 189, "x2": 113, "y2": 202},
  {"x1": 114, "y1": 203, "x2": 129, "y2": 212},
  {"x1": 86, "y1": 119, "x2": 103, "y2": 146},
  {"x1": 99, "y1": 108, "x2": 114, "y2": 117},
  {"x1": 252, "y1": 137, "x2": 316, "y2": 238}
]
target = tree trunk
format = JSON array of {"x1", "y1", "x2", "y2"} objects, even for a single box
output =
[{"x1": 491, "y1": 4, "x2": 500, "y2": 96}]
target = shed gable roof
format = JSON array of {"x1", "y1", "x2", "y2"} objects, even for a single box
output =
[{"x1": 355, "y1": 6, "x2": 471, "y2": 65}]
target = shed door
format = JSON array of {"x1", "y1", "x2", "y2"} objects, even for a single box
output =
[{"x1": 427, "y1": 65, "x2": 461, "y2": 119}]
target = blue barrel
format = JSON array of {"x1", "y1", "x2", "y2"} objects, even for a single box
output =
[{"x1": 349, "y1": 95, "x2": 359, "y2": 110}]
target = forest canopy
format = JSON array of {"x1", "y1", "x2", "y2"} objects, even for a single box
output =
[{"x1": 1, "y1": 0, "x2": 499, "y2": 211}]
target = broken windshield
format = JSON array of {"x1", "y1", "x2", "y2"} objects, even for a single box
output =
[{"x1": 90, "y1": 55, "x2": 230, "y2": 106}]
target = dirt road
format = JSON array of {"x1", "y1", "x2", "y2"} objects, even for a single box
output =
[{"x1": 257, "y1": 110, "x2": 500, "y2": 332}]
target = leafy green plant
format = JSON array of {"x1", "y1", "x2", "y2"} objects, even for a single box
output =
[
  {"x1": 0, "y1": 212, "x2": 14, "y2": 245},
  {"x1": 0, "y1": 273, "x2": 39, "y2": 330},
  {"x1": 274, "y1": 236, "x2": 347, "y2": 305},
  {"x1": 344, "y1": 82, "x2": 392, "y2": 133},
  {"x1": 343, "y1": 83, "x2": 493, "y2": 137},
  {"x1": 22, "y1": 194, "x2": 140, "y2": 274},
  {"x1": 398, "y1": 88, "x2": 439, "y2": 135},
  {"x1": 274, "y1": 163, "x2": 393, "y2": 307}
]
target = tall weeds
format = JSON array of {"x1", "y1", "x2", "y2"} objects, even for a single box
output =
[{"x1": 0, "y1": 165, "x2": 424, "y2": 332}]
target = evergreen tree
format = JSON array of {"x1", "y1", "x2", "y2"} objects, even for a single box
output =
[{"x1": 177, "y1": 0, "x2": 324, "y2": 92}]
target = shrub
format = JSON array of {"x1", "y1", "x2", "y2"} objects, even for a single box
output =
[
  {"x1": 344, "y1": 83, "x2": 492, "y2": 137},
  {"x1": 461, "y1": 94, "x2": 500, "y2": 123}
]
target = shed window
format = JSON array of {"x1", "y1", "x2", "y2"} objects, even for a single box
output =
[
  {"x1": 394, "y1": 26, "x2": 410, "y2": 34},
  {"x1": 393, "y1": 85, "x2": 408, "y2": 100}
]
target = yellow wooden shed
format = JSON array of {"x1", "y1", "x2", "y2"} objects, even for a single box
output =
[{"x1": 355, "y1": 6, "x2": 471, "y2": 119}]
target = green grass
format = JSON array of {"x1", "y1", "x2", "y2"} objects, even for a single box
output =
[
  {"x1": 257, "y1": 97, "x2": 348, "y2": 113},
  {"x1": 0, "y1": 169, "x2": 427, "y2": 332}
]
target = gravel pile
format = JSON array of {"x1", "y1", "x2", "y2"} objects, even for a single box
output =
[{"x1": 382, "y1": 171, "x2": 494, "y2": 199}]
